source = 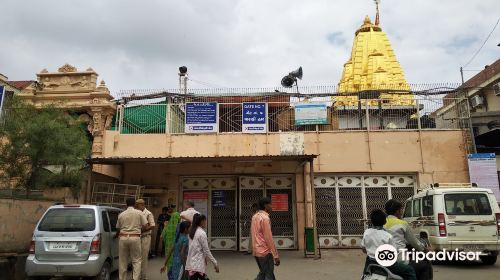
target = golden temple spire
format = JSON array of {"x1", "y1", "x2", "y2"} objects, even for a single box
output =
[
  {"x1": 335, "y1": 1, "x2": 412, "y2": 106},
  {"x1": 374, "y1": 0, "x2": 380, "y2": 26}
]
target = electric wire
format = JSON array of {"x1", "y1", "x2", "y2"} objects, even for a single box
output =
[
  {"x1": 463, "y1": 17, "x2": 500, "y2": 68},
  {"x1": 188, "y1": 77, "x2": 229, "y2": 89}
]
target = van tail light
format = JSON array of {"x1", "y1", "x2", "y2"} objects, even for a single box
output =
[
  {"x1": 438, "y1": 213, "x2": 447, "y2": 237},
  {"x1": 29, "y1": 240, "x2": 36, "y2": 254},
  {"x1": 90, "y1": 234, "x2": 101, "y2": 254},
  {"x1": 495, "y1": 213, "x2": 500, "y2": 236}
]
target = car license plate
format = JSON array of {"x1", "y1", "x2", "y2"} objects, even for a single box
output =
[
  {"x1": 49, "y1": 241, "x2": 77, "y2": 250},
  {"x1": 463, "y1": 244, "x2": 485, "y2": 251}
]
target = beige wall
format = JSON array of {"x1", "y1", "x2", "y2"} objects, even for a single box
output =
[
  {"x1": 42, "y1": 187, "x2": 84, "y2": 204},
  {"x1": 0, "y1": 199, "x2": 54, "y2": 253},
  {"x1": 98, "y1": 129, "x2": 469, "y2": 250},
  {"x1": 102, "y1": 130, "x2": 469, "y2": 186}
]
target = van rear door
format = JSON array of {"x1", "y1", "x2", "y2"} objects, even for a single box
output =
[
  {"x1": 443, "y1": 192, "x2": 498, "y2": 249},
  {"x1": 35, "y1": 207, "x2": 96, "y2": 261}
]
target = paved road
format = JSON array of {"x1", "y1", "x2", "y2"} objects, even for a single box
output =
[
  {"x1": 115, "y1": 250, "x2": 500, "y2": 280},
  {"x1": 14, "y1": 250, "x2": 500, "y2": 279}
]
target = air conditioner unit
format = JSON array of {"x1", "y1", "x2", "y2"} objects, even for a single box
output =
[
  {"x1": 470, "y1": 95, "x2": 484, "y2": 108},
  {"x1": 494, "y1": 82, "x2": 500, "y2": 96}
]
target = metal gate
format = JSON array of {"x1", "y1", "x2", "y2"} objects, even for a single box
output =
[
  {"x1": 239, "y1": 176, "x2": 296, "y2": 251},
  {"x1": 91, "y1": 182, "x2": 145, "y2": 207},
  {"x1": 181, "y1": 175, "x2": 296, "y2": 251},
  {"x1": 181, "y1": 177, "x2": 238, "y2": 250},
  {"x1": 314, "y1": 174, "x2": 416, "y2": 248}
]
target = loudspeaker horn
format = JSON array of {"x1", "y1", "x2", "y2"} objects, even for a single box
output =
[{"x1": 289, "y1": 66, "x2": 303, "y2": 80}]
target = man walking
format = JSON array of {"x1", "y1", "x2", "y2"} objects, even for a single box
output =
[
  {"x1": 180, "y1": 200, "x2": 199, "y2": 222},
  {"x1": 136, "y1": 199, "x2": 155, "y2": 280},
  {"x1": 115, "y1": 197, "x2": 148, "y2": 280},
  {"x1": 251, "y1": 197, "x2": 280, "y2": 280},
  {"x1": 247, "y1": 203, "x2": 259, "y2": 255}
]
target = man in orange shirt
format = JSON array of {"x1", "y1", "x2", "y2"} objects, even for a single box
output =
[{"x1": 251, "y1": 197, "x2": 280, "y2": 280}]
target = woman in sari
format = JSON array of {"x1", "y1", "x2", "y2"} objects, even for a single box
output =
[
  {"x1": 161, "y1": 221, "x2": 191, "y2": 280},
  {"x1": 161, "y1": 205, "x2": 181, "y2": 275}
]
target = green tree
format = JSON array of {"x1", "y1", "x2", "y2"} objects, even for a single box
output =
[{"x1": 0, "y1": 97, "x2": 91, "y2": 198}]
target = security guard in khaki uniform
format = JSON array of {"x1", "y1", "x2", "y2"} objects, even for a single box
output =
[
  {"x1": 115, "y1": 197, "x2": 148, "y2": 280},
  {"x1": 136, "y1": 199, "x2": 155, "y2": 280}
]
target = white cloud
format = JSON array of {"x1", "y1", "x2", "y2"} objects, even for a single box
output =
[{"x1": 1, "y1": 0, "x2": 498, "y2": 93}]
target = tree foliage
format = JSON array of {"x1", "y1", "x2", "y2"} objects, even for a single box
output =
[{"x1": 0, "y1": 97, "x2": 91, "y2": 197}]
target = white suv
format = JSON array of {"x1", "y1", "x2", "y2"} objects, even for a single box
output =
[
  {"x1": 25, "y1": 204, "x2": 122, "y2": 280},
  {"x1": 403, "y1": 183, "x2": 500, "y2": 265}
]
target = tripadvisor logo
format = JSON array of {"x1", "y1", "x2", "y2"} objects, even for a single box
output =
[
  {"x1": 375, "y1": 244, "x2": 481, "y2": 266},
  {"x1": 375, "y1": 244, "x2": 398, "y2": 267}
]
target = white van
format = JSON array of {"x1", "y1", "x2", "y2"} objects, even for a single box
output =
[{"x1": 403, "y1": 183, "x2": 500, "y2": 265}]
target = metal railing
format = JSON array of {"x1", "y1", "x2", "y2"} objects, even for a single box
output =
[
  {"x1": 91, "y1": 182, "x2": 146, "y2": 208},
  {"x1": 113, "y1": 84, "x2": 463, "y2": 104},
  {"x1": 112, "y1": 97, "x2": 470, "y2": 134}
]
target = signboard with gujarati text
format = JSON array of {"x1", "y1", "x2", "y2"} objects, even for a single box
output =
[
  {"x1": 185, "y1": 102, "x2": 218, "y2": 133},
  {"x1": 212, "y1": 190, "x2": 225, "y2": 207},
  {"x1": 242, "y1": 102, "x2": 267, "y2": 133}
]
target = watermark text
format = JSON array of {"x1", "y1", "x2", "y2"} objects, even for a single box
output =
[{"x1": 375, "y1": 244, "x2": 481, "y2": 267}]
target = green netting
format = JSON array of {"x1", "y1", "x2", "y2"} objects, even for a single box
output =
[
  {"x1": 109, "y1": 102, "x2": 186, "y2": 134},
  {"x1": 121, "y1": 104, "x2": 167, "y2": 134}
]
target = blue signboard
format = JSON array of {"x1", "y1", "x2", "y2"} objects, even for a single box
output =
[
  {"x1": 467, "y1": 153, "x2": 496, "y2": 159},
  {"x1": 185, "y1": 102, "x2": 218, "y2": 133},
  {"x1": 0, "y1": 86, "x2": 4, "y2": 114},
  {"x1": 242, "y1": 102, "x2": 267, "y2": 133},
  {"x1": 212, "y1": 190, "x2": 225, "y2": 207}
]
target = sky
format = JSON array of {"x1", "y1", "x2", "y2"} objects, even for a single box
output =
[{"x1": 1, "y1": 0, "x2": 499, "y2": 94}]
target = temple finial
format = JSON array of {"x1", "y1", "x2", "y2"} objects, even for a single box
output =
[{"x1": 374, "y1": 0, "x2": 380, "y2": 26}]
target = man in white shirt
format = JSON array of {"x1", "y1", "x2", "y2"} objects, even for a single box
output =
[
  {"x1": 180, "y1": 200, "x2": 199, "y2": 222},
  {"x1": 361, "y1": 209, "x2": 416, "y2": 280}
]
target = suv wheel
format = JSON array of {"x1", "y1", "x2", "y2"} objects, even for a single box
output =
[
  {"x1": 94, "y1": 262, "x2": 111, "y2": 280},
  {"x1": 480, "y1": 255, "x2": 497, "y2": 265}
]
